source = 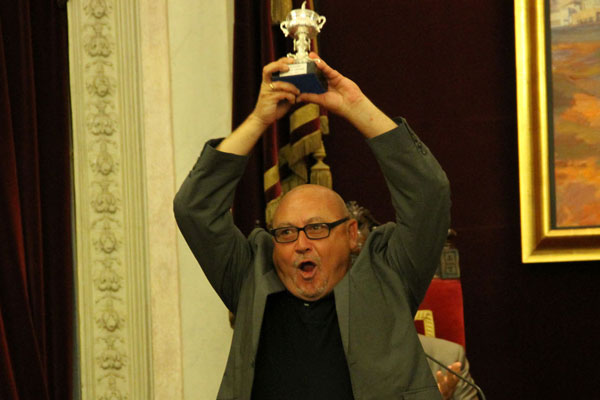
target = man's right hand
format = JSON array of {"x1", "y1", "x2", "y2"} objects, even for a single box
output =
[
  {"x1": 217, "y1": 57, "x2": 299, "y2": 155},
  {"x1": 249, "y1": 57, "x2": 301, "y2": 129}
]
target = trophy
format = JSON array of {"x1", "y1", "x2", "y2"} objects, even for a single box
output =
[{"x1": 272, "y1": 1, "x2": 327, "y2": 94}]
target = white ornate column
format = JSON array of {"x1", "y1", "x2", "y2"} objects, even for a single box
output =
[{"x1": 68, "y1": 0, "x2": 183, "y2": 398}]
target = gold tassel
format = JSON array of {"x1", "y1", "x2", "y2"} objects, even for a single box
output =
[
  {"x1": 265, "y1": 170, "x2": 306, "y2": 226},
  {"x1": 271, "y1": 0, "x2": 292, "y2": 24},
  {"x1": 265, "y1": 196, "x2": 282, "y2": 227},
  {"x1": 310, "y1": 142, "x2": 332, "y2": 188},
  {"x1": 287, "y1": 159, "x2": 309, "y2": 183},
  {"x1": 282, "y1": 170, "x2": 308, "y2": 192},
  {"x1": 320, "y1": 115, "x2": 329, "y2": 135}
]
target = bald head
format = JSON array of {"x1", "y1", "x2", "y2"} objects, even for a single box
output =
[{"x1": 272, "y1": 184, "x2": 349, "y2": 228}]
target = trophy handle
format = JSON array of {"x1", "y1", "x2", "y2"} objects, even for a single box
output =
[
  {"x1": 316, "y1": 16, "x2": 326, "y2": 31},
  {"x1": 280, "y1": 21, "x2": 289, "y2": 37}
]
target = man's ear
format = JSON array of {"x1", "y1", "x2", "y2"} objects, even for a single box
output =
[{"x1": 347, "y1": 218, "x2": 359, "y2": 251}]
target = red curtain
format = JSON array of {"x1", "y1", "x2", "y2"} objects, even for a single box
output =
[{"x1": 0, "y1": 1, "x2": 73, "y2": 399}]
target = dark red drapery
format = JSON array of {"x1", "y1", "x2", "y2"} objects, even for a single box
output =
[{"x1": 0, "y1": 1, "x2": 73, "y2": 399}]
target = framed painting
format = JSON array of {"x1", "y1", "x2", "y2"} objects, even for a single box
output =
[{"x1": 515, "y1": 0, "x2": 600, "y2": 263}]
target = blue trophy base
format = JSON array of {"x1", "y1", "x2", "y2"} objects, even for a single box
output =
[{"x1": 272, "y1": 61, "x2": 327, "y2": 94}]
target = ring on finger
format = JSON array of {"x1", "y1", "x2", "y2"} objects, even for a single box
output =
[{"x1": 269, "y1": 82, "x2": 275, "y2": 90}]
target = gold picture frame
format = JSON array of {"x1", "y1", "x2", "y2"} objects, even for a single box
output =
[{"x1": 514, "y1": 0, "x2": 600, "y2": 263}]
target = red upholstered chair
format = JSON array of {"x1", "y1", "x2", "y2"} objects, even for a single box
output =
[{"x1": 414, "y1": 278, "x2": 465, "y2": 347}]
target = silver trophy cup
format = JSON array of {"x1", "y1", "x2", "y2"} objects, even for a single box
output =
[{"x1": 272, "y1": 2, "x2": 327, "y2": 94}]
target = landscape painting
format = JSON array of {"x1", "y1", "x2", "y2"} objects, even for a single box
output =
[{"x1": 549, "y1": 0, "x2": 600, "y2": 228}]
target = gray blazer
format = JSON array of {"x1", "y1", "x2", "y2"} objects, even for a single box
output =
[{"x1": 174, "y1": 119, "x2": 451, "y2": 399}]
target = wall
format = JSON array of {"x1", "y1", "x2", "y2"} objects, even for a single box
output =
[{"x1": 168, "y1": 2, "x2": 235, "y2": 399}]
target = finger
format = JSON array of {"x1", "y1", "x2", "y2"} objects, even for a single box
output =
[
  {"x1": 308, "y1": 52, "x2": 327, "y2": 71},
  {"x1": 308, "y1": 51, "x2": 322, "y2": 63},
  {"x1": 449, "y1": 362, "x2": 462, "y2": 372},
  {"x1": 296, "y1": 92, "x2": 324, "y2": 105},
  {"x1": 268, "y1": 80, "x2": 300, "y2": 95},
  {"x1": 436, "y1": 371, "x2": 445, "y2": 384},
  {"x1": 271, "y1": 90, "x2": 297, "y2": 105},
  {"x1": 308, "y1": 52, "x2": 338, "y2": 79},
  {"x1": 262, "y1": 58, "x2": 295, "y2": 82}
]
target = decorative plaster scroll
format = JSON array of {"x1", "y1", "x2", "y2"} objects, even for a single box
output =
[{"x1": 69, "y1": 0, "x2": 152, "y2": 398}]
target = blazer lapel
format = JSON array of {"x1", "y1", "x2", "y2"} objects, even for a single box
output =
[
  {"x1": 334, "y1": 274, "x2": 350, "y2": 356},
  {"x1": 251, "y1": 268, "x2": 285, "y2": 355}
]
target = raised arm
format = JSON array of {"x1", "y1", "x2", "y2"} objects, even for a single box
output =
[
  {"x1": 367, "y1": 121, "x2": 451, "y2": 310},
  {"x1": 297, "y1": 52, "x2": 398, "y2": 138},
  {"x1": 217, "y1": 57, "x2": 299, "y2": 155}
]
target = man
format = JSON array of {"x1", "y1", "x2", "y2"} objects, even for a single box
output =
[{"x1": 174, "y1": 53, "x2": 451, "y2": 399}]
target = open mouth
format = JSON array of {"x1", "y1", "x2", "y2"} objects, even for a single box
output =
[{"x1": 299, "y1": 261, "x2": 316, "y2": 273}]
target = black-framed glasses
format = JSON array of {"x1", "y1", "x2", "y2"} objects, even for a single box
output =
[{"x1": 270, "y1": 217, "x2": 350, "y2": 243}]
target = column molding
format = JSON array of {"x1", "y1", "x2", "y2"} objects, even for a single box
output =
[{"x1": 68, "y1": 0, "x2": 183, "y2": 398}]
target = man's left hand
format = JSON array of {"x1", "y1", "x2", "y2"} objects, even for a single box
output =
[{"x1": 436, "y1": 361, "x2": 462, "y2": 400}]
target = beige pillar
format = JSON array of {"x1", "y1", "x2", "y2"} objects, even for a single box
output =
[{"x1": 69, "y1": 0, "x2": 234, "y2": 398}]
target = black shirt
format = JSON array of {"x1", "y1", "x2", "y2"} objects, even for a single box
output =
[{"x1": 251, "y1": 291, "x2": 355, "y2": 399}]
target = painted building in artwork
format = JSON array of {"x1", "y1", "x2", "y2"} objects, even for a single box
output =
[
  {"x1": 551, "y1": 1, "x2": 582, "y2": 27},
  {"x1": 551, "y1": 0, "x2": 600, "y2": 27},
  {"x1": 573, "y1": 0, "x2": 600, "y2": 24}
]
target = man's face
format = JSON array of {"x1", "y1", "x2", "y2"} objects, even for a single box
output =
[{"x1": 271, "y1": 185, "x2": 358, "y2": 301}]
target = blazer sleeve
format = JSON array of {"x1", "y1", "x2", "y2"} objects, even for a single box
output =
[
  {"x1": 366, "y1": 117, "x2": 451, "y2": 309},
  {"x1": 173, "y1": 139, "x2": 253, "y2": 313}
]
